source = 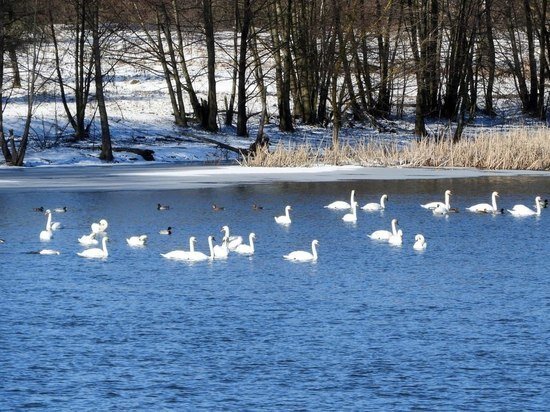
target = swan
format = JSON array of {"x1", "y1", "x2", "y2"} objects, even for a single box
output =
[
  {"x1": 275, "y1": 205, "x2": 292, "y2": 225},
  {"x1": 413, "y1": 234, "x2": 427, "y2": 250},
  {"x1": 91, "y1": 219, "x2": 108, "y2": 234},
  {"x1": 508, "y1": 196, "x2": 542, "y2": 217},
  {"x1": 421, "y1": 190, "x2": 452, "y2": 211},
  {"x1": 44, "y1": 209, "x2": 61, "y2": 231},
  {"x1": 325, "y1": 190, "x2": 355, "y2": 210},
  {"x1": 388, "y1": 229, "x2": 403, "y2": 246},
  {"x1": 39, "y1": 210, "x2": 53, "y2": 241},
  {"x1": 221, "y1": 225, "x2": 243, "y2": 250},
  {"x1": 161, "y1": 236, "x2": 196, "y2": 260},
  {"x1": 213, "y1": 236, "x2": 230, "y2": 259},
  {"x1": 159, "y1": 226, "x2": 172, "y2": 235},
  {"x1": 126, "y1": 235, "x2": 148, "y2": 246},
  {"x1": 369, "y1": 218, "x2": 399, "y2": 241},
  {"x1": 432, "y1": 204, "x2": 450, "y2": 215},
  {"x1": 186, "y1": 236, "x2": 215, "y2": 261},
  {"x1": 362, "y1": 194, "x2": 388, "y2": 211},
  {"x1": 78, "y1": 232, "x2": 98, "y2": 246},
  {"x1": 78, "y1": 236, "x2": 109, "y2": 258},
  {"x1": 466, "y1": 191, "x2": 500, "y2": 213},
  {"x1": 284, "y1": 240, "x2": 319, "y2": 262},
  {"x1": 234, "y1": 233, "x2": 256, "y2": 255},
  {"x1": 342, "y1": 201, "x2": 358, "y2": 222}
]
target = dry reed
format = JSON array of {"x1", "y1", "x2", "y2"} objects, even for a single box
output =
[{"x1": 240, "y1": 128, "x2": 550, "y2": 170}]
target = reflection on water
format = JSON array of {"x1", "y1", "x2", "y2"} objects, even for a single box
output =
[{"x1": 0, "y1": 176, "x2": 548, "y2": 410}]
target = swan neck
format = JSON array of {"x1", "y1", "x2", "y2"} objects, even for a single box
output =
[
  {"x1": 208, "y1": 237, "x2": 214, "y2": 258},
  {"x1": 536, "y1": 201, "x2": 541, "y2": 215},
  {"x1": 311, "y1": 242, "x2": 318, "y2": 260},
  {"x1": 380, "y1": 196, "x2": 385, "y2": 208},
  {"x1": 492, "y1": 193, "x2": 498, "y2": 211},
  {"x1": 445, "y1": 193, "x2": 450, "y2": 208},
  {"x1": 189, "y1": 238, "x2": 195, "y2": 252},
  {"x1": 102, "y1": 238, "x2": 108, "y2": 254},
  {"x1": 391, "y1": 220, "x2": 397, "y2": 235},
  {"x1": 46, "y1": 213, "x2": 52, "y2": 230},
  {"x1": 249, "y1": 234, "x2": 255, "y2": 252}
]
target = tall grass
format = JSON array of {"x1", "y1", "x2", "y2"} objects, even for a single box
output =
[{"x1": 240, "y1": 128, "x2": 550, "y2": 170}]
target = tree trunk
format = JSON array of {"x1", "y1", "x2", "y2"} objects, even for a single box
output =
[
  {"x1": 202, "y1": 0, "x2": 218, "y2": 132},
  {"x1": 0, "y1": 7, "x2": 13, "y2": 163},
  {"x1": 91, "y1": 0, "x2": 113, "y2": 162},
  {"x1": 236, "y1": 0, "x2": 252, "y2": 136},
  {"x1": 483, "y1": 0, "x2": 496, "y2": 116}
]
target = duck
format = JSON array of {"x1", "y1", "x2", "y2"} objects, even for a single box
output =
[
  {"x1": 0, "y1": 239, "x2": 4, "y2": 244},
  {"x1": 284, "y1": 240, "x2": 319, "y2": 262},
  {"x1": 220, "y1": 225, "x2": 243, "y2": 250},
  {"x1": 536, "y1": 198, "x2": 548, "y2": 208},
  {"x1": 126, "y1": 235, "x2": 148, "y2": 246},
  {"x1": 466, "y1": 191, "x2": 500, "y2": 214},
  {"x1": 388, "y1": 229, "x2": 403, "y2": 246},
  {"x1": 362, "y1": 194, "x2": 388, "y2": 211},
  {"x1": 234, "y1": 233, "x2": 256, "y2": 255},
  {"x1": 275, "y1": 205, "x2": 292, "y2": 225},
  {"x1": 157, "y1": 203, "x2": 170, "y2": 211},
  {"x1": 369, "y1": 218, "x2": 399, "y2": 241},
  {"x1": 54, "y1": 207, "x2": 67, "y2": 213},
  {"x1": 413, "y1": 234, "x2": 427, "y2": 250},
  {"x1": 508, "y1": 195, "x2": 543, "y2": 217},
  {"x1": 325, "y1": 190, "x2": 355, "y2": 210},
  {"x1": 161, "y1": 236, "x2": 196, "y2": 260},
  {"x1": 77, "y1": 236, "x2": 109, "y2": 258},
  {"x1": 33, "y1": 206, "x2": 44, "y2": 212},
  {"x1": 159, "y1": 226, "x2": 173, "y2": 235},
  {"x1": 421, "y1": 190, "x2": 452, "y2": 211},
  {"x1": 342, "y1": 201, "x2": 358, "y2": 223},
  {"x1": 212, "y1": 204, "x2": 225, "y2": 211},
  {"x1": 252, "y1": 203, "x2": 263, "y2": 211},
  {"x1": 39, "y1": 210, "x2": 54, "y2": 241},
  {"x1": 37, "y1": 249, "x2": 61, "y2": 255}
]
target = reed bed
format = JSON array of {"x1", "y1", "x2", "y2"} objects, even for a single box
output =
[{"x1": 240, "y1": 128, "x2": 550, "y2": 170}]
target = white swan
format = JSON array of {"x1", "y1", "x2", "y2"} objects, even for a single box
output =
[
  {"x1": 221, "y1": 225, "x2": 243, "y2": 250},
  {"x1": 432, "y1": 204, "x2": 450, "y2": 215},
  {"x1": 78, "y1": 236, "x2": 109, "y2": 258},
  {"x1": 325, "y1": 190, "x2": 355, "y2": 210},
  {"x1": 284, "y1": 240, "x2": 319, "y2": 262},
  {"x1": 126, "y1": 235, "x2": 148, "y2": 246},
  {"x1": 161, "y1": 236, "x2": 196, "y2": 260},
  {"x1": 413, "y1": 234, "x2": 427, "y2": 250},
  {"x1": 234, "y1": 233, "x2": 256, "y2": 255},
  {"x1": 91, "y1": 219, "x2": 108, "y2": 234},
  {"x1": 186, "y1": 236, "x2": 215, "y2": 261},
  {"x1": 342, "y1": 201, "x2": 358, "y2": 222},
  {"x1": 508, "y1": 196, "x2": 542, "y2": 217},
  {"x1": 362, "y1": 194, "x2": 388, "y2": 211},
  {"x1": 39, "y1": 210, "x2": 53, "y2": 241},
  {"x1": 369, "y1": 218, "x2": 399, "y2": 241},
  {"x1": 388, "y1": 229, "x2": 403, "y2": 246},
  {"x1": 421, "y1": 190, "x2": 452, "y2": 211},
  {"x1": 275, "y1": 205, "x2": 292, "y2": 225},
  {"x1": 213, "y1": 236, "x2": 230, "y2": 259},
  {"x1": 466, "y1": 191, "x2": 500, "y2": 214},
  {"x1": 78, "y1": 232, "x2": 98, "y2": 246}
]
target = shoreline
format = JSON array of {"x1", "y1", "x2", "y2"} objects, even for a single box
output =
[{"x1": 1, "y1": 164, "x2": 549, "y2": 191}]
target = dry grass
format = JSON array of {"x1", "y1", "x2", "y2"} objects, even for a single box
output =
[{"x1": 240, "y1": 128, "x2": 550, "y2": 170}]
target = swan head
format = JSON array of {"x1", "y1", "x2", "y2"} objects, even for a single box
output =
[
  {"x1": 535, "y1": 196, "x2": 541, "y2": 203},
  {"x1": 382, "y1": 194, "x2": 388, "y2": 200},
  {"x1": 190, "y1": 236, "x2": 197, "y2": 243},
  {"x1": 312, "y1": 239, "x2": 319, "y2": 246},
  {"x1": 445, "y1": 190, "x2": 452, "y2": 196},
  {"x1": 415, "y1": 234, "x2": 424, "y2": 242},
  {"x1": 286, "y1": 205, "x2": 292, "y2": 211},
  {"x1": 45, "y1": 209, "x2": 52, "y2": 215},
  {"x1": 396, "y1": 229, "x2": 403, "y2": 236},
  {"x1": 492, "y1": 191, "x2": 499, "y2": 197},
  {"x1": 250, "y1": 233, "x2": 256, "y2": 239},
  {"x1": 391, "y1": 218, "x2": 398, "y2": 224},
  {"x1": 139, "y1": 235, "x2": 148, "y2": 241},
  {"x1": 221, "y1": 225, "x2": 229, "y2": 233}
]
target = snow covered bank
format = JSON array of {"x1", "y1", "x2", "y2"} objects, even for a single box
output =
[{"x1": 1, "y1": 164, "x2": 548, "y2": 192}]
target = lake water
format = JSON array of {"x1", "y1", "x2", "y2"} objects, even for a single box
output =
[{"x1": 1, "y1": 173, "x2": 549, "y2": 410}]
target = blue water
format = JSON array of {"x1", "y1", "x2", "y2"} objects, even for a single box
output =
[{"x1": 1, "y1": 176, "x2": 549, "y2": 410}]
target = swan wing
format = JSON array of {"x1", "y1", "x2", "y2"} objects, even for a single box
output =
[
  {"x1": 324, "y1": 200, "x2": 351, "y2": 209},
  {"x1": 284, "y1": 250, "x2": 314, "y2": 261},
  {"x1": 161, "y1": 250, "x2": 190, "y2": 260},
  {"x1": 369, "y1": 230, "x2": 392, "y2": 240},
  {"x1": 466, "y1": 203, "x2": 493, "y2": 213},
  {"x1": 421, "y1": 201, "x2": 444, "y2": 210},
  {"x1": 361, "y1": 202, "x2": 381, "y2": 211}
]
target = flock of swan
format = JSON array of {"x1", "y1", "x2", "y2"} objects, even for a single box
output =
[{"x1": 2, "y1": 189, "x2": 545, "y2": 262}]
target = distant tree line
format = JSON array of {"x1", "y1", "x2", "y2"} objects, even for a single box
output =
[{"x1": 0, "y1": 0, "x2": 548, "y2": 165}]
